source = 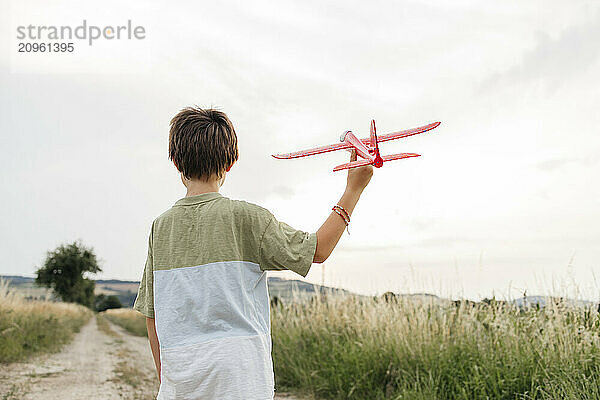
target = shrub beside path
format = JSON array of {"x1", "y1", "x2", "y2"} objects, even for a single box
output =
[{"x1": 0, "y1": 315, "x2": 305, "y2": 399}]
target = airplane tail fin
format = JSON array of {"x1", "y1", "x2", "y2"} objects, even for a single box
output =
[
  {"x1": 371, "y1": 120, "x2": 381, "y2": 155},
  {"x1": 371, "y1": 120, "x2": 384, "y2": 167},
  {"x1": 370, "y1": 120, "x2": 377, "y2": 148}
]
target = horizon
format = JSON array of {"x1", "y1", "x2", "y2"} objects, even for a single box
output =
[{"x1": 3, "y1": 273, "x2": 599, "y2": 304}]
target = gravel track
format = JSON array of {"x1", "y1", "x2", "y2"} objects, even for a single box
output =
[{"x1": 0, "y1": 316, "x2": 305, "y2": 399}]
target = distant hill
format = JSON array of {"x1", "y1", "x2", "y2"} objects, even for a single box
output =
[
  {"x1": 1, "y1": 276, "x2": 138, "y2": 286},
  {"x1": 0, "y1": 275, "x2": 55, "y2": 301},
  {"x1": 391, "y1": 292, "x2": 453, "y2": 307},
  {"x1": 0, "y1": 275, "x2": 35, "y2": 285},
  {"x1": 96, "y1": 279, "x2": 139, "y2": 285},
  {"x1": 0, "y1": 275, "x2": 140, "y2": 305},
  {"x1": 0, "y1": 275, "x2": 356, "y2": 307},
  {"x1": 512, "y1": 296, "x2": 595, "y2": 309},
  {"x1": 267, "y1": 277, "x2": 353, "y2": 301},
  {"x1": 4, "y1": 275, "x2": 595, "y2": 310}
]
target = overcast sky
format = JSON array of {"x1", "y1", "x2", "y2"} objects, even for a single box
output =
[{"x1": 1, "y1": 0, "x2": 599, "y2": 300}]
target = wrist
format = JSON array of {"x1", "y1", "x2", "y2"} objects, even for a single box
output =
[
  {"x1": 344, "y1": 184, "x2": 364, "y2": 198},
  {"x1": 340, "y1": 188, "x2": 361, "y2": 215}
]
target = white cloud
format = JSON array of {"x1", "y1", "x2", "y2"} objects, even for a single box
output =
[{"x1": 480, "y1": 12, "x2": 600, "y2": 93}]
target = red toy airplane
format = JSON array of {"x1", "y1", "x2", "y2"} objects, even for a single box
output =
[{"x1": 272, "y1": 120, "x2": 441, "y2": 171}]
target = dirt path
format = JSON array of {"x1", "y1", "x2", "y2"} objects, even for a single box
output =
[
  {"x1": 0, "y1": 316, "x2": 156, "y2": 399},
  {"x1": 0, "y1": 315, "x2": 305, "y2": 399}
]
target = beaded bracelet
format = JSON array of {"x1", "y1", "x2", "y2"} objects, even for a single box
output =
[
  {"x1": 334, "y1": 204, "x2": 350, "y2": 221},
  {"x1": 332, "y1": 205, "x2": 350, "y2": 234}
]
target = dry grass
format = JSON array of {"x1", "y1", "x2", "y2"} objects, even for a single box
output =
[
  {"x1": 0, "y1": 279, "x2": 92, "y2": 363},
  {"x1": 272, "y1": 294, "x2": 600, "y2": 400},
  {"x1": 102, "y1": 308, "x2": 147, "y2": 337}
]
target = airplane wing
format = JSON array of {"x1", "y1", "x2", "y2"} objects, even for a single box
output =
[
  {"x1": 382, "y1": 153, "x2": 420, "y2": 161},
  {"x1": 332, "y1": 158, "x2": 373, "y2": 172},
  {"x1": 273, "y1": 121, "x2": 440, "y2": 159},
  {"x1": 364, "y1": 122, "x2": 440, "y2": 144},
  {"x1": 272, "y1": 142, "x2": 351, "y2": 159},
  {"x1": 333, "y1": 153, "x2": 421, "y2": 171}
]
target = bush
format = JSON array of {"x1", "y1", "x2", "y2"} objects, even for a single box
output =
[{"x1": 95, "y1": 294, "x2": 123, "y2": 312}]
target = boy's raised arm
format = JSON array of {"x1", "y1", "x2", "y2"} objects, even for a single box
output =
[{"x1": 314, "y1": 150, "x2": 373, "y2": 263}]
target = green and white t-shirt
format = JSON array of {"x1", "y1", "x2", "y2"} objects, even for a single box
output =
[{"x1": 133, "y1": 192, "x2": 317, "y2": 400}]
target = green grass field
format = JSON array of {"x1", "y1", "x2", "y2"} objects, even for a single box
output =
[
  {"x1": 5, "y1": 272, "x2": 600, "y2": 399},
  {"x1": 0, "y1": 280, "x2": 92, "y2": 363},
  {"x1": 102, "y1": 308, "x2": 147, "y2": 337},
  {"x1": 271, "y1": 294, "x2": 600, "y2": 400}
]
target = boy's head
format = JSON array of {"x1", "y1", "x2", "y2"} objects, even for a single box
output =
[{"x1": 169, "y1": 107, "x2": 238, "y2": 183}]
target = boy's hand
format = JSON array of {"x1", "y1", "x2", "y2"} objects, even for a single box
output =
[{"x1": 346, "y1": 149, "x2": 373, "y2": 193}]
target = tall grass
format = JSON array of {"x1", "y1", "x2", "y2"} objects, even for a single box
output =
[
  {"x1": 0, "y1": 279, "x2": 92, "y2": 363},
  {"x1": 271, "y1": 295, "x2": 600, "y2": 400},
  {"x1": 102, "y1": 308, "x2": 147, "y2": 337}
]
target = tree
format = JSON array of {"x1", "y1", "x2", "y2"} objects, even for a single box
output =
[
  {"x1": 35, "y1": 241, "x2": 102, "y2": 308},
  {"x1": 95, "y1": 294, "x2": 123, "y2": 312}
]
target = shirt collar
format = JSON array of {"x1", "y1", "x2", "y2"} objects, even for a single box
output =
[{"x1": 174, "y1": 192, "x2": 222, "y2": 206}]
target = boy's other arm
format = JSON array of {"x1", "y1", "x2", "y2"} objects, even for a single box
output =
[
  {"x1": 314, "y1": 150, "x2": 373, "y2": 263},
  {"x1": 146, "y1": 317, "x2": 161, "y2": 383}
]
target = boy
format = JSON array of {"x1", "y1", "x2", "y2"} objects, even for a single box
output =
[{"x1": 133, "y1": 107, "x2": 372, "y2": 399}]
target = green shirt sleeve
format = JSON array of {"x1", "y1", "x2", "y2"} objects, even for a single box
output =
[
  {"x1": 133, "y1": 224, "x2": 155, "y2": 318},
  {"x1": 258, "y1": 212, "x2": 317, "y2": 278}
]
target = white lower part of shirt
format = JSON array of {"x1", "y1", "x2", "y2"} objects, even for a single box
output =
[
  {"x1": 153, "y1": 261, "x2": 274, "y2": 399},
  {"x1": 157, "y1": 333, "x2": 275, "y2": 400}
]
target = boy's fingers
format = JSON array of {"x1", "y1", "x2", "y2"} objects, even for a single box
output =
[{"x1": 350, "y1": 149, "x2": 357, "y2": 162}]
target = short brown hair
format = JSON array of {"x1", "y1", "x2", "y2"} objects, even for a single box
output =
[{"x1": 169, "y1": 107, "x2": 239, "y2": 181}]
